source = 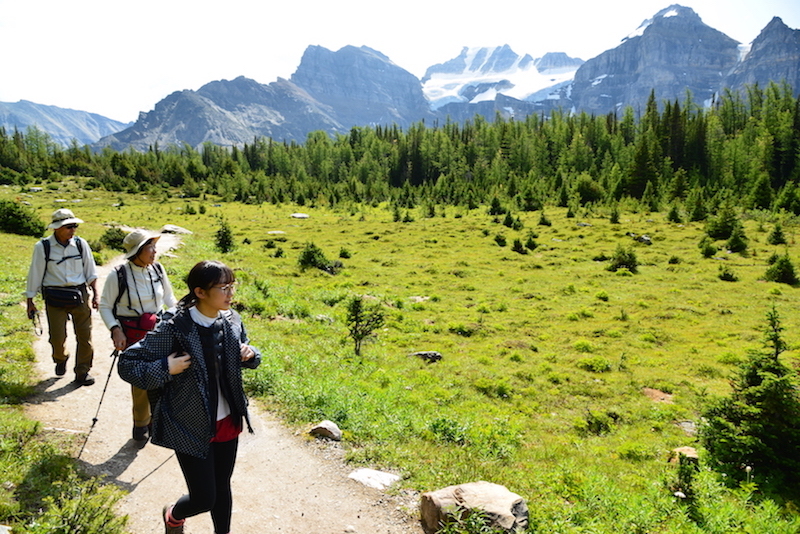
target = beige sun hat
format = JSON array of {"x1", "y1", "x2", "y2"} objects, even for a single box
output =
[
  {"x1": 48, "y1": 208, "x2": 84, "y2": 229},
  {"x1": 123, "y1": 229, "x2": 162, "y2": 260}
]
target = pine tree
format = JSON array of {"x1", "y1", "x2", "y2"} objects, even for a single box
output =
[
  {"x1": 346, "y1": 295, "x2": 386, "y2": 357},
  {"x1": 726, "y1": 224, "x2": 748, "y2": 253},
  {"x1": 700, "y1": 307, "x2": 800, "y2": 492},
  {"x1": 214, "y1": 216, "x2": 235, "y2": 253},
  {"x1": 767, "y1": 224, "x2": 787, "y2": 245}
]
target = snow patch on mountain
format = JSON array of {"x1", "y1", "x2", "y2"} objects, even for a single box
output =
[{"x1": 422, "y1": 46, "x2": 582, "y2": 110}]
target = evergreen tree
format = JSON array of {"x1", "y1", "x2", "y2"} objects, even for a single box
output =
[
  {"x1": 214, "y1": 216, "x2": 235, "y2": 253},
  {"x1": 700, "y1": 307, "x2": 800, "y2": 492},
  {"x1": 764, "y1": 255, "x2": 798, "y2": 285},
  {"x1": 748, "y1": 172, "x2": 773, "y2": 210},
  {"x1": 346, "y1": 295, "x2": 386, "y2": 358},
  {"x1": 767, "y1": 224, "x2": 787, "y2": 245},
  {"x1": 726, "y1": 224, "x2": 748, "y2": 253},
  {"x1": 706, "y1": 203, "x2": 740, "y2": 240},
  {"x1": 487, "y1": 196, "x2": 505, "y2": 216}
]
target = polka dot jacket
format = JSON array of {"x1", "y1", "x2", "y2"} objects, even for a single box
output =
[{"x1": 118, "y1": 307, "x2": 261, "y2": 459}]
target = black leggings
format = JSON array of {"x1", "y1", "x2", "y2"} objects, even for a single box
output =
[{"x1": 173, "y1": 438, "x2": 239, "y2": 534}]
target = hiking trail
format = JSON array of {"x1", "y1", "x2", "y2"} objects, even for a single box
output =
[{"x1": 24, "y1": 233, "x2": 422, "y2": 534}]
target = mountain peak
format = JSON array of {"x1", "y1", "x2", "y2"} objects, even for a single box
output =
[
  {"x1": 422, "y1": 46, "x2": 581, "y2": 110},
  {"x1": 623, "y1": 4, "x2": 702, "y2": 42},
  {"x1": 422, "y1": 45, "x2": 532, "y2": 83},
  {"x1": 761, "y1": 16, "x2": 792, "y2": 36}
]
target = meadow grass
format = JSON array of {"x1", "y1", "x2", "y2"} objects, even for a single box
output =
[{"x1": 3, "y1": 181, "x2": 800, "y2": 532}]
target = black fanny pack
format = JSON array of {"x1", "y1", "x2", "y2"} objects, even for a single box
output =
[{"x1": 43, "y1": 285, "x2": 84, "y2": 308}]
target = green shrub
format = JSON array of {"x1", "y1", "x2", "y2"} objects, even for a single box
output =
[
  {"x1": 726, "y1": 225, "x2": 748, "y2": 253},
  {"x1": 764, "y1": 255, "x2": 798, "y2": 285},
  {"x1": 698, "y1": 236, "x2": 717, "y2": 258},
  {"x1": 473, "y1": 378, "x2": 513, "y2": 399},
  {"x1": 538, "y1": 211, "x2": 552, "y2": 226},
  {"x1": 573, "y1": 339, "x2": 597, "y2": 353},
  {"x1": 448, "y1": 323, "x2": 479, "y2": 337},
  {"x1": 617, "y1": 441, "x2": 653, "y2": 461},
  {"x1": 0, "y1": 199, "x2": 45, "y2": 237},
  {"x1": 576, "y1": 409, "x2": 619, "y2": 436},
  {"x1": 437, "y1": 508, "x2": 506, "y2": 534},
  {"x1": 26, "y1": 475, "x2": 127, "y2": 534},
  {"x1": 298, "y1": 242, "x2": 341, "y2": 274},
  {"x1": 100, "y1": 227, "x2": 127, "y2": 252},
  {"x1": 607, "y1": 245, "x2": 638, "y2": 273},
  {"x1": 667, "y1": 204, "x2": 683, "y2": 223},
  {"x1": 718, "y1": 265, "x2": 738, "y2": 282},
  {"x1": 706, "y1": 204, "x2": 740, "y2": 240},
  {"x1": 429, "y1": 417, "x2": 470, "y2": 445},
  {"x1": 577, "y1": 356, "x2": 612, "y2": 373},
  {"x1": 767, "y1": 224, "x2": 787, "y2": 245},
  {"x1": 511, "y1": 238, "x2": 526, "y2": 254}
]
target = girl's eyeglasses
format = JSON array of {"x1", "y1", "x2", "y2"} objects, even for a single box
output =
[{"x1": 213, "y1": 283, "x2": 237, "y2": 294}]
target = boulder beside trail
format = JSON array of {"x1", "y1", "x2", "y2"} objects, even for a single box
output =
[
  {"x1": 419, "y1": 481, "x2": 528, "y2": 534},
  {"x1": 160, "y1": 224, "x2": 193, "y2": 234},
  {"x1": 348, "y1": 468, "x2": 401, "y2": 490},
  {"x1": 669, "y1": 446, "x2": 699, "y2": 464},
  {"x1": 310, "y1": 419, "x2": 342, "y2": 441}
]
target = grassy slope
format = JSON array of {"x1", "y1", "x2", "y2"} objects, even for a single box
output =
[{"x1": 3, "y1": 181, "x2": 799, "y2": 532}]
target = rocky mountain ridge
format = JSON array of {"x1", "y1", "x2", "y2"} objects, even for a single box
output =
[
  {"x1": 3, "y1": 5, "x2": 798, "y2": 151},
  {"x1": 0, "y1": 100, "x2": 130, "y2": 146}
]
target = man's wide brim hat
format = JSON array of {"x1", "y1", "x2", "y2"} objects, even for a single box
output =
[
  {"x1": 48, "y1": 208, "x2": 84, "y2": 229},
  {"x1": 123, "y1": 229, "x2": 162, "y2": 259}
]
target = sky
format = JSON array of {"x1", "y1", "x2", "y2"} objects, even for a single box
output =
[{"x1": 1, "y1": 0, "x2": 798, "y2": 124}]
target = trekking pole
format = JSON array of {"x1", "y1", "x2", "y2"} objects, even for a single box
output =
[
  {"x1": 77, "y1": 349, "x2": 119, "y2": 460},
  {"x1": 30, "y1": 310, "x2": 43, "y2": 336}
]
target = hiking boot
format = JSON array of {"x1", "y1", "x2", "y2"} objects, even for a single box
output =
[
  {"x1": 55, "y1": 360, "x2": 67, "y2": 376},
  {"x1": 162, "y1": 504, "x2": 185, "y2": 534},
  {"x1": 74, "y1": 373, "x2": 95, "y2": 386},
  {"x1": 133, "y1": 425, "x2": 150, "y2": 442}
]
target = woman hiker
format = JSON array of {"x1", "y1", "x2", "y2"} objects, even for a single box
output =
[
  {"x1": 99, "y1": 229, "x2": 177, "y2": 443},
  {"x1": 118, "y1": 260, "x2": 261, "y2": 534}
]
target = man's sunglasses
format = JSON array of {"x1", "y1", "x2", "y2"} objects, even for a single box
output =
[{"x1": 63, "y1": 224, "x2": 79, "y2": 229}]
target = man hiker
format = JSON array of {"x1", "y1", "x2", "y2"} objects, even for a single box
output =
[{"x1": 26, "y1": 208, "x2": 99, "y2": 386}]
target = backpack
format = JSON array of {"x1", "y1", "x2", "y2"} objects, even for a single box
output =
[
  {"x1": 40, "y1": 237, "x2": 86, "y2": 290},
  {"x1": 112, "y1": 262, "x2": 165, "y2": 319},
  {"x1": 42, "y1": 237, "x2": 85, "y2": 270}
]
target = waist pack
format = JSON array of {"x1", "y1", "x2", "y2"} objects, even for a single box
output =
[
  {"x1": 43, "y1": 286, "x2": 84, "y2": 308},
  {"x1": 118, "y1": 312, "x2": 159, "y2": 346}
]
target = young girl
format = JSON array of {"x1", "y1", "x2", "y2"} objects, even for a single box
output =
[{"x1": 118, "y1": 260, "x2": 260, "y2": 534}]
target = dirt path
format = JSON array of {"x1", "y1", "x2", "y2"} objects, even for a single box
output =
[{"x1": 24, "y1": 234, "x2": 422, "y2": 534}]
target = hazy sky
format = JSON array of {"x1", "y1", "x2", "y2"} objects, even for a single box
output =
[{"x1": 1, "y1": 0, "x2": 798, "y2": 123}]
